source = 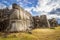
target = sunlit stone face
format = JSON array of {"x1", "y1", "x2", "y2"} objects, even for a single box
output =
[
  {"x1": 8, "y1": 4, "x2": 33, "y2": 32},
  {"x1": 10, "y1": 9, "x2": 20, "y2": 20}
]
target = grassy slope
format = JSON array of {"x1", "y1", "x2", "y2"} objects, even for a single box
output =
[{"x1": 0, "y1": 27, "x2": 60, "y2": 40}]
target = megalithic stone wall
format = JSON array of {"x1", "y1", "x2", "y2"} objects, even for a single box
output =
[
  {"x1": 48, "y1": 18, "x2": 58, "y2": 27},
  {"x1": 32, "y1": 16, "x2": 40, "y2": 28},
  {"x1": 0, "y1": 3, "x2": 33, "y2": 32},
  {"x1": 40, "y1": 15, "x2": 50, "y2": 28},
  {"x1": 6, "y1": 3, "x2": 33, "y2": 32},
  {"x1": 0, "y1": 3, "x2": 58, "y2": 32}
]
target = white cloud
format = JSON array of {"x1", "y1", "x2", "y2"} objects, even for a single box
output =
[
  {"x1": 18, "y1": 0, "x2": 60, "y2": 19},
  {"x1": 35, "y1": 0, "x2": 60, "y2": 12},
  {"x1": 24, "y1": 7, "x2": 34, "y2": 15},
  {"x1": 32, "y1": 0, "x2": 59, "y2": 13},
  {"x1": 47, "y1": 14, "x2": 57, "y2": 19},
  {"x1": 55, "y1": 15, "x2": 60, "y2": 19},
  {"x1": 0, "y1": 3, "x2": 6, "y2": 9},
  {"x1": 32, "y1": 0, "x2": 60, "y2": 19},
  {"x1": 8, "y1": 5, "x2": 12, "y2": 9}
]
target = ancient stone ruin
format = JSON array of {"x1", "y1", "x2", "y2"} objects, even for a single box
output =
[
  {"x1": 33, "y1": 15, "x2": 58, "y2": 28},
  {"x1": 0, "y1": 3, "x2": 58, "y2": 32},
  {"x1": 48, "y1": 18, "x2": 58, "y2": 28},
  {"x1": 0, "y1": 3, "x2": 33, "y2": 32}
]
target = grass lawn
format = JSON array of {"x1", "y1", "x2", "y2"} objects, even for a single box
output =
[{"x1": 0, "y1": 27, "x2": 60, "y2": 40}]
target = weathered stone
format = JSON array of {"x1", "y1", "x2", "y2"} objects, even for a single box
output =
[
  {"x1": 0, "y1": 3, "x2": 58, "y2": 32},
  {"x1": 49, "y1": 18, "x2": 58, "y2": 27},
  {"x1": 33, "y1": 16, "x2": 40, "y2": 28},
  {"x1": 0, "y1": 3, "x2": 33, "y2": 32}
]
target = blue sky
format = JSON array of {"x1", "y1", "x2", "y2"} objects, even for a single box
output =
[
  {"x1": 0, "y1": 0, "x2": 38, "y2": 15},
  {"x1": 0, "y1": 0, "x2": 38, "y2": 7},
  {"x1": 0, "y1": 0, "x2": 60, "y2": 19}
]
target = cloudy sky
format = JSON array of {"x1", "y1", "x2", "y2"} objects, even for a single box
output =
[{"x1": 0, "y1": 0, "x2": 60, "y2": 19}]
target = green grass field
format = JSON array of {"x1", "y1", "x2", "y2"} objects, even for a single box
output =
[{"x1": 0, "y1": 27, "x2": 60, "y2": 40}]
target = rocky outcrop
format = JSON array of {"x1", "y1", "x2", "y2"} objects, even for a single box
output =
[
  {"x1": 0, "y1": 3, "x2": 33, "y2": 32},
  {"x1": 0, "y1": 3, "x2": 58, "y2": 32},
  {"x1": 33, "y1": 15, "x2": 58, "y2": 28}
]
